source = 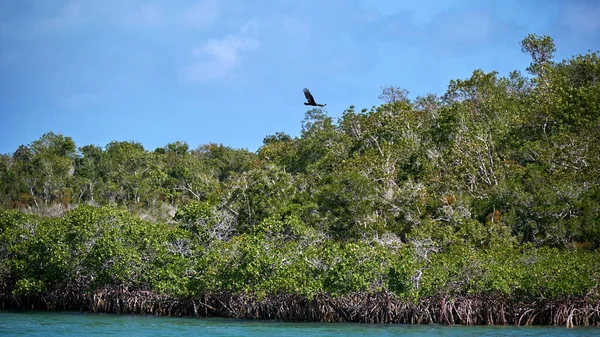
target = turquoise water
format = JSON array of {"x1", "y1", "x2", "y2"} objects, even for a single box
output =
[{"x1": 1, "y1": 311, "x2": 599, "y2": 336}]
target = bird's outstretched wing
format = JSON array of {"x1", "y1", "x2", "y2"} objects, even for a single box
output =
[{"x1": 303, "y1": 88, "x2": 316, "y2": 105}]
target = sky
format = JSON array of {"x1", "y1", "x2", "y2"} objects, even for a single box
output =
[{"x1": 1, "y1": 0, "x2": 599, "y2": 155}]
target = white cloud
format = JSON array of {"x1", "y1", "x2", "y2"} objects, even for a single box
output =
[
  {"x1": 182, "y1": 36, "x2": 259, "y2": 83},
  {"x1": 183, "y1": 0, "x2": 219, "y2": 30}
]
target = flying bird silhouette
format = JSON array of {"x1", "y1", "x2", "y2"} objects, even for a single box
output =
[{"x1": 303, "y1": 88, "x2": 326, "y2": 107}]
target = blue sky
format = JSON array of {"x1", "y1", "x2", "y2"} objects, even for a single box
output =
[{"x1": 1, "y1": 0, "x2": 599, "y2": 155}]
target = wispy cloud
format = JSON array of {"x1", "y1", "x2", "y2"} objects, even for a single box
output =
[
  {"x1": 123, "y1": 3, "x2": 163, "y2": 28},
  {"x1": 183, "y1": 0, "x2": 219, "y2": 30},
  {"x1": 0, "y1": 2, "x2": 82, "y2": 40},
  {"x1": 178, "y1": 2, "x2": 261, "y2": 83},
  {"x1": 561, "y1": 1, "x2": 600, "y2": 33},
  {"x1": 182, "y1": 35, "x2": 260, "y2": 83}
]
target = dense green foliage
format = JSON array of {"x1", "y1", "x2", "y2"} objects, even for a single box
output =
[{"x1": 1, "y1": 34, "x2": 599, "y2": 302}]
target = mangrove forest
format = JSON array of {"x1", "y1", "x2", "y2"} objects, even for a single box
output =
[{"x1": 1, "y1": 34, "x2": 599, "y2": 327}]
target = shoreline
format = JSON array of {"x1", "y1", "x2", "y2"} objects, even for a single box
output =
[{"x1": 2, "y1": 289, "x2": 599, "y2": 328}]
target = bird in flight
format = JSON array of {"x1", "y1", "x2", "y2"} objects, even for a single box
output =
[{"x1": 303, "y1": 88, "x2": 326, "y2": 107}]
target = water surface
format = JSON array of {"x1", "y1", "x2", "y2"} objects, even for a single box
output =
[{"x1": 1, "y1": 311, "x2": 599, "y2": 336}]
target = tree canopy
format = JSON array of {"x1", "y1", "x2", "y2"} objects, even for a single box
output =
[{"x1": 1, "y1": 34, "x2": 599, "y2": 309}]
